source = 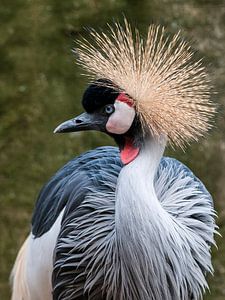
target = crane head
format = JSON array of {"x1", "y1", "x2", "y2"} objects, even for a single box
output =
[
  {"x1": 54, "y1": 79, "x2": 143, "y2": 164},
  {"x1": 54, "y1": 19, "x2": 216, "y2": 163}
]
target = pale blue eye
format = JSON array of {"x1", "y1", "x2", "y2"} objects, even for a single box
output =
[{"x1": 104, "y1": 105, "x2": 115, "y2": 115}]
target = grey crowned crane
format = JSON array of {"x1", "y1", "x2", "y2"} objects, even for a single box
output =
[{"x1": 11, "y1": 21, "x2": 217, "y2": 300}]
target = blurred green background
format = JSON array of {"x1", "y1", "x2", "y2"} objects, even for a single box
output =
[{"x1": 0, "y1": 0, "x2": 225, "y2": 299}]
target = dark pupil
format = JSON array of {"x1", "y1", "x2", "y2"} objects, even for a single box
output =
[{"x1": 105, "y1": 105, "x2": 114, "y2": 114}]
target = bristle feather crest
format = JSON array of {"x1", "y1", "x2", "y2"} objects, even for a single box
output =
[{"x1": 75, "y1": 19, "x2": 215, "y2": 147}]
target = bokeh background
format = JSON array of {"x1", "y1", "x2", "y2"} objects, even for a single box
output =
[{"x1": 0, "y1": 0, "x2": 225, "y2": 299}]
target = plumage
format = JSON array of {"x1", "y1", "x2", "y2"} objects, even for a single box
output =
[
  {"x1": 15, "y1": 146, "x2": 215, "y2": 300},
  {"x1": 11, "y1": 20, "x2": 217, "y2": 300}
]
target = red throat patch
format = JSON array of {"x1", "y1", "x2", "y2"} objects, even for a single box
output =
[{"x1": 120, "y1": 138, "x2": 140, "y2": 165}]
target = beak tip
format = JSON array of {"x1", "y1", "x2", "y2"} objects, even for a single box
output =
[{"x1": 53, "y1": 125, "x2": 61, "y2": 134}]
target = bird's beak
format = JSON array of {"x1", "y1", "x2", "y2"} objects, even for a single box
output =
[{"x1": 54, "y1": 112, "x2": 105, "y2": 133}]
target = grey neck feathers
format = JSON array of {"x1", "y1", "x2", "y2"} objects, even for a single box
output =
[{"x1": 115, "y1": 137, "x2": 171, "y2": 299}]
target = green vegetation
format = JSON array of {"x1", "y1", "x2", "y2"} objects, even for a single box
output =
[{"x1": 0, "y1": 0, "x2": 224, "y2": 299}]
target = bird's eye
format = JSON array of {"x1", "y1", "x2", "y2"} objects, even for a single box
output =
[{"x1": 104, "y1": 104, "x2": 115, "y2": 115}]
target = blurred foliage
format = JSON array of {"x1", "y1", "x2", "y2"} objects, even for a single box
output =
[{"x1": 0, "y1": 0, "x2": 225, "y2": 299}]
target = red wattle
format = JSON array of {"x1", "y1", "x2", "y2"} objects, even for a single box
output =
[{"x1": 120, "y1": 138, "x2": 140, "y2": 165}]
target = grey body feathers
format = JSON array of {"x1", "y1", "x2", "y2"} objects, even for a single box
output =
[{"x1": 32, "y1": 146, "x2": 216, "y2": 300}]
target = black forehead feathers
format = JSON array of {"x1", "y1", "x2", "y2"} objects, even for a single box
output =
[{"x1": 82, "y1": 79, "x2": 119, "y2": 113}]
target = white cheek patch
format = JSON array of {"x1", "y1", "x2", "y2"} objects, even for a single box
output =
[{"x1": 106, "y1": 100, "x2": 136, "y2": 134}]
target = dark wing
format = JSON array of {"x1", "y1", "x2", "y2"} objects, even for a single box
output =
[
  {"x1": 31, "y1": 146, "x2": 122, "y2": 238},
  {"x1": 52, "y1": 147, "x2": 122, "y2": 300}
]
